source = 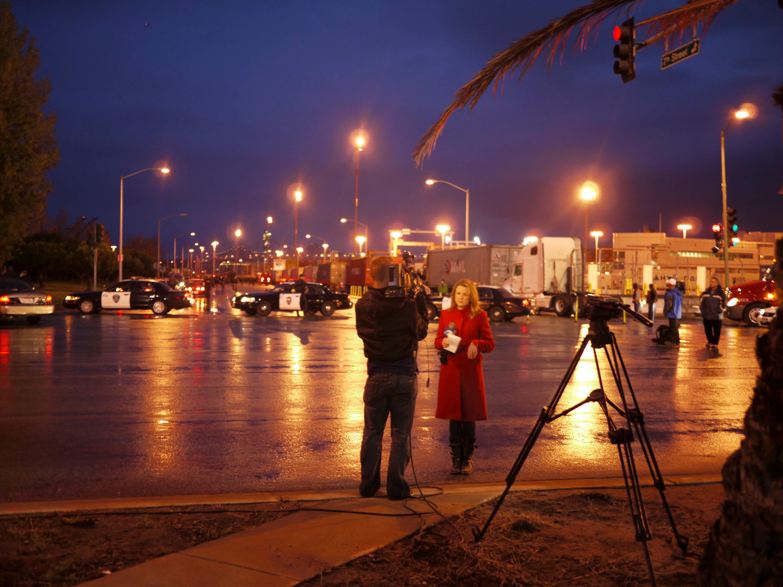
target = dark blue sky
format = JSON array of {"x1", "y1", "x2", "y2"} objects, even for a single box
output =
[{"x1": 11, "y1": 1, "x2": 783, "y2": 254}]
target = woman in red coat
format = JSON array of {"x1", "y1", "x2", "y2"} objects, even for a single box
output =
[{"x1": 434, "y1": 279, "x2": 495, "y2": 474}]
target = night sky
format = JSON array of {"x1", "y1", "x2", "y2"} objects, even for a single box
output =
[{"x1": 10, "y1": 1, "x2": 783, "y2": 255}]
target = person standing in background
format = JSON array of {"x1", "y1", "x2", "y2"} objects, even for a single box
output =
[{"x1": 646, "y1": 283, "x2": 657, "y2": 322}]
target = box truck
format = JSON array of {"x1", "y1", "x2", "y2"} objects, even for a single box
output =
[{"x1": 426, "y1": 238, "x2": 584, "y2": 316}]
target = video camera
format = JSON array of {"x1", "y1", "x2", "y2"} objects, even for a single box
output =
[
  {"x1": 584, "y1": 294, "x2": 653, "y2": 327},
  {"x1": 382, "y1": 251, "x2": 430, "y2": 299}
]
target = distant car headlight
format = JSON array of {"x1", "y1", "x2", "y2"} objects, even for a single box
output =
[
  {"x1": 240, "y1": 296, "x2": 255, "y2": 303},
  {"x1": 65, "y1": 295, "x2": 79, "y2": 302},
  {"x1": 726, "y1": 297, "x2": 739, "y2": 307}
]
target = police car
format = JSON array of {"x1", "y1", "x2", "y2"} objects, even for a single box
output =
[
  {"x1": 64, "y1": 279, "x2": 192, "y2": 315},
  {"x1": 232, "y1": 281, "x2": 352, "y2": 317}
]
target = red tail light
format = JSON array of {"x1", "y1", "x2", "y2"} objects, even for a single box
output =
[{"x1": 0, "y1": 295, "x2": 10, "y2": 304}]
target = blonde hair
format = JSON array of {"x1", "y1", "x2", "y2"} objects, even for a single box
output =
[{"x1": 452, "y1": 279, "x2": 480, "y2": 318}]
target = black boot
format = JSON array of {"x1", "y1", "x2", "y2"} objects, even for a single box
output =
[
  {"x1": 461, "y1": 427, "x2": 476, "y2": 475},
  {"x1": 450, "y1": 443, "x2": 463, "y2": 475}
]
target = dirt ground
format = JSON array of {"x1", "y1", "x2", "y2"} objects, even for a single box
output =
[
  {"x1": 0, "y1": 503, "x2": 293, "y2": 586},
  {"x1": 0, "y1": 484, "x2": 722, "y2": 587},
  {"x1": 303, "y1": 483, "x2": 723, "y2": 587}
]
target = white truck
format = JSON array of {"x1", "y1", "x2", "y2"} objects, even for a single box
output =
[
  {"x1": 426, "y1": 238, "x2": 583, "y2": 316},
  {"x1": 517, "y1": 237, "x2": 583, "y2": 316}
]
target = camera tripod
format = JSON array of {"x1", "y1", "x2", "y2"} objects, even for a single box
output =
[{"x1": 474, "y1": 307, "x2": 689, "y2": 586}]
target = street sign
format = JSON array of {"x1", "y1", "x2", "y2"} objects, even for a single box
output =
[{"x1": 661, "y1": 38, "x2": 700, "y2": 70}]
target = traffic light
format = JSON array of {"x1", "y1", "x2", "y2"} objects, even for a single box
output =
[
  {"x1": 711, "y1": 223, "x2": 723, "y2": 255},
  {"x1": 613, "y1": 18, "x2": 636, "y2": 83},
  {"x1": 727, "y1": 207, "x2": 738, "y2": 245}
]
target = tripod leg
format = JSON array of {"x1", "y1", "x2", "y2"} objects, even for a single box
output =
[
  {"x1": 614, "y1": 436, "x2": 657, "y2": 586},
  {"x1": 474, "y1": 406, "x2": 548, "y2": 542},
  {"x1": 474, "y1": 335, "x2": 593, "y2": 543},
  {"x1": 610, "y1": 335, "x2": 689, "y2": 554}
]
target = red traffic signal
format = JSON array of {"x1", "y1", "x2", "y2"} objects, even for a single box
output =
[
  {"x1": 612, "y1": 18, "x2": 636, "y2": 83},
  {"x1": 712, "y1": 223, "x2": 722, "y2": 233}
]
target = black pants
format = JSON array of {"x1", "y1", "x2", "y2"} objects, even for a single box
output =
[
  {"x1": 668, "y1": 318, "x2": 680, "y2": 344},
  {"x1": 703, "y1": 319, "x2": 722, "y2": 345},
  {"x1": 449, "y1": 420, "x2": 476, "y2": 454}
]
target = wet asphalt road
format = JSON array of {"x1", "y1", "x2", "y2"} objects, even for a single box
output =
[{"x1": 0, "y1": 288, "x2": 761, "y2": 502}]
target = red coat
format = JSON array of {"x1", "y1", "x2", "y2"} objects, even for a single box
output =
[{"x1": 434, "y1": 306, "x2": 495, "y2": 421}]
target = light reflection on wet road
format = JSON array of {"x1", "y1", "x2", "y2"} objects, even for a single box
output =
[{"x1": 0, "y1": 291, "x2": 760, "y2": 501}]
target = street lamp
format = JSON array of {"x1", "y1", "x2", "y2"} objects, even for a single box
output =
[
  {"x1": 435, "y1": 224, "x2": 451, "y2": 249},
  {"x1": 156, "y1": 212, "x2": 187, "y2": 277},
  {"x1": 352, "y1": 131, "x2": 367, "y2": 254},
  {"x1": 340, "y1": 217, "x2": 368, "y2": 253},
  {"x1": 322, "y1": 242, "x2": 329, "y2": 261},
  {"x1": 589, "y1": 230, "x2": 603, "y2": 263},
  {"x1": 292, "y1": 189, "x2": 303, "y2": 271},
  {"x1": 425, "y1": 178, "x2": 470, "y2": 243},
  {"x1": 119, "y1": 165, "x2": 170, "y2": 281},
  {"x1": 173, "y1": 231, "x2": 195, "y2": 272},
  {"x1": 211, "y1": 240, "x2": 219, "y2": 275},
  {"x1": 389, "y1": 230, "x2": 403, "y2": 255},
  {"x1": 676, "y1": 223, "x2": 692, "y2": 239},
  {"x1": 355, "y1": 234, "x2": 367, "y2": 256},
  {"x1": 720, "y1": 102, "x2": 757, "y2": 287},
  {"x1": 578, "y1": 180, "x2": 599, "y2": 291}
]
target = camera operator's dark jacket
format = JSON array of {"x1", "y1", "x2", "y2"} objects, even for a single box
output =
[{"x1": 355, "y1": 288, "x2": 429, "y2": 376}]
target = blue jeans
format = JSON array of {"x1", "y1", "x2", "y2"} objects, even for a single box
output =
[{"x1": 360, "y1": 372, "x2": 417, "y2": 499}]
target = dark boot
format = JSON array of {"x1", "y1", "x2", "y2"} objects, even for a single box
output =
[
  {"x1": 450, "y1": 443, "x2": 463, "y2": 475},
  {"x1": 461, "y1": 430, "x2": 476, "y2": 475}
]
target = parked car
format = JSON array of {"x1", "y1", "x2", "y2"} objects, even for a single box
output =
[
  {"x1": 430, "y1": 285, "x2": 531, "y2": 322},
  {"x1": 0, "y1": 277, "x2": 54, "y2": 324},
  {"x1": 232, "y1": 281, "x2": 352, "y2": 317},
  {"x1": 64, "y1": 279, "x2": 191, "y2": 315},
  {"x1": 725, "y1": 272, "x2": 778, "y2": 326}
]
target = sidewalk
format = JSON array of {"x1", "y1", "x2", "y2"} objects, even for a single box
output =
[{"x1": 1, "y1": 473, "x2": 720, "y2": 587}]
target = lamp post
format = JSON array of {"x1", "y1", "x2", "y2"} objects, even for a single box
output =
[
  {"x1": 435, "y1": 224, "x2": 451, "y2": 250},
  {"x1": 720, "y1": 102, "x2": 757, "y2": 287},
  {"x1": 425, "y1": 178, "x2": 470, "y2": 243},
  {"x1": 389, "y1": 230, "x2": 403, "y2": 255},
  {"x1": 173, "y1": 231, "x2": 195, "y2": 273},
  {"x1": 589, "y1": 230, "x2": 603, "y2": 264},
  {"x1": 322, "y1": 243, "x2": 329, "y2": 261},
  {"x1": 676, "y1": 223, "x2": 692, "y2": 239},
  {"x1": 211, "y1": 240, "x2": 219, "y2": 275},
  {"x1": 292, "y1": 189, "x2": 303, "y2": 271},
  {"x1": 578, "y1": 181, "x2": 600, "y2": 291},
  {"x1": 352, "y1": 132, "x2": 367, "y2": 254},
  {"x1": 157, "y1": 212, "x2": 187, "y2": 277},
  {"x1": 119, "y1": 166, "x2": 170, "y2": 280},
  {"x1": 340, "y1": 217, "x2": 368, "y2": 254},
  {"x1": 355, "y1": 235, "x2": 367, "y2": 257}
]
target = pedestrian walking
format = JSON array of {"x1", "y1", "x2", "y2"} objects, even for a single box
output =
[
  {"x1": 646, "y1": 283, "x2": 657, "y2": 322},
  {"x1": 355, "y1": 256, "x2": 429, "y2": 500},
  {"x1": 434, "y1": 279, "x2": 495, "y2": 475},
  {"x1": 663, "y1": 278, "x2": 683, "y2": 345},
  {"x1": 700, "y1": 276, "x2": 726, "y2": 350},
  {"x1": 632, "y1": 283, "x2": 642, "y2": 314}
]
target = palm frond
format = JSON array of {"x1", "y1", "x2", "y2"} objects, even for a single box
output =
[{"x1": 413, "y1": 0, "x2": 738, "y2": 166}]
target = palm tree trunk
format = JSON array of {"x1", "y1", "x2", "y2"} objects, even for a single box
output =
[{"x1": 698, "y1": 305, "x2": 783, "y2": 585}]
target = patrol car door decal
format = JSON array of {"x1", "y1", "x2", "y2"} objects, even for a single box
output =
[
  {"x1": 279, "y1": 293, "x2": 301, "y2": 310},
  {"x1": 101, "y1": 291, "x2": 131, "y2": 309}
]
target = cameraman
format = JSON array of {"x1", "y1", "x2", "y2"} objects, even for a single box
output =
[{"x1": 355, "y1": 256, "x2": 429, "y2": 500}]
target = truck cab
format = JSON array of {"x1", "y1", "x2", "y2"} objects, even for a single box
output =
[{"x1": 519, "y1": 237, "x2": 583, "y2": 316}]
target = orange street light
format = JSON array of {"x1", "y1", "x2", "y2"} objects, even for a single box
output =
[
  {"x1": 676, "y1": 223, "x2": 692, "y2": 239},
  {"x1": 119, "y1": 165, "x2": 171, "y2": 280},
  {"x1": 435, "y1": 224, "x2": 451, "y2": 249}
]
